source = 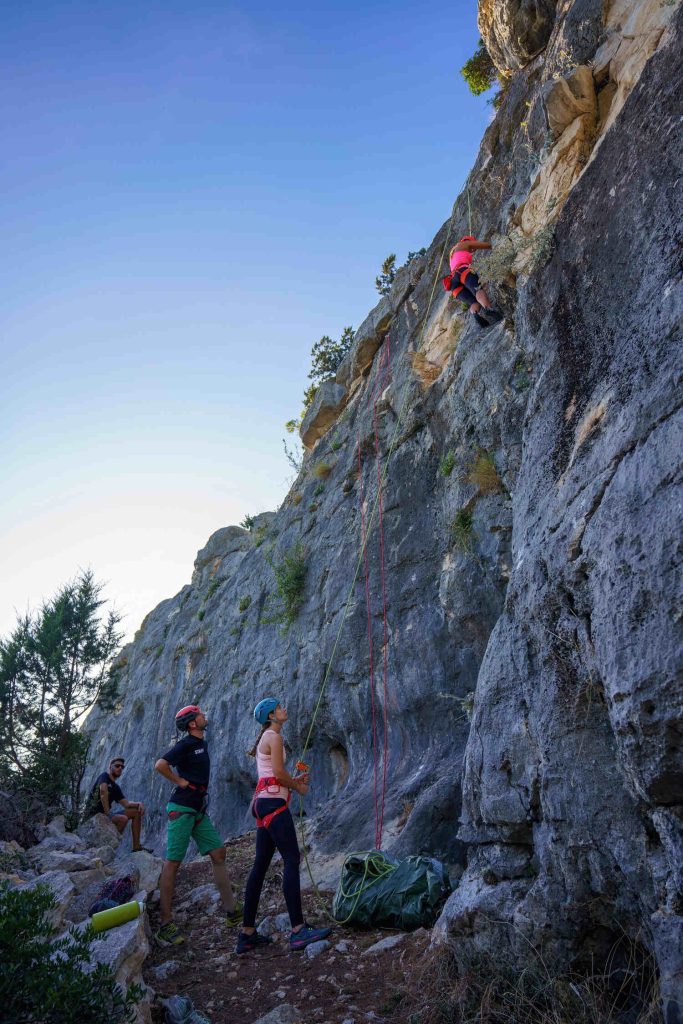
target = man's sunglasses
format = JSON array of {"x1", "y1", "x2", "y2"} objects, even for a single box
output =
[{"x1": 111, "y1": 762, "x2": 125, "y2": 769}]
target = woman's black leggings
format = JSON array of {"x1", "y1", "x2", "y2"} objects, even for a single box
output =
[{"x1": 243, "y1": 799, "x2": 303, "y2": 929}]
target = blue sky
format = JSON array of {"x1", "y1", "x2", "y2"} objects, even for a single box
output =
[{"x1": 1, "y1": 1, "x2": 491, "y2": 640}]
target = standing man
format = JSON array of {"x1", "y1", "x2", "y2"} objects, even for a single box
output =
[
  {"x1": 85, "y1": 757, "x2": 153, "y2": 853},
  {"x1": 153, "y1": 704, "x2": 242, "y2": 946}
]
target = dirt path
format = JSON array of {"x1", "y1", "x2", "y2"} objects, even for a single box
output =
[{"x1": 145, "y1": 832, "x2": 429, "y2": 1024}]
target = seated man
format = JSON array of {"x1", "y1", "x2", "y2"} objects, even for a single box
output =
[{"x1": 86, "y1": 756, "x2": 152, "y2": 853}]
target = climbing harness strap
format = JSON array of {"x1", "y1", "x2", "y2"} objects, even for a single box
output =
[{"x1": 252, "y1": 776, "x2": 291, "y2": 829}]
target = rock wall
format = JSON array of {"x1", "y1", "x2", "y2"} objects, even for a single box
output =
[{"x1": 84, "y1": 0, "x2": 682, "y2": 1012}]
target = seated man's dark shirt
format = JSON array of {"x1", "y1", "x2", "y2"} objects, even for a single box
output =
[
  {"x1": 87, "y1": 772, "x2": 125, "y2": 816},
  {"x1": 160, "y1": 735, "x2": 210, "y2": 811}
]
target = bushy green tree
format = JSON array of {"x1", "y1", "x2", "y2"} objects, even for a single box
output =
[
  {"x1": 0, "y1": 570, "x2": 123, "y2": 821},
  {"x1": 285, "y1": 326, "x2": 355, "y2": 438},
  {"x1": 0, "y1": 881, "x2": 143, "y2": 1023},
  {"x1": 375, "y1": 254, "x2": 396, "y2": 295},
  {"x1": 308, "y1": 326, "x2": 355, "y2": 388},
  {"x1": 461, "y1": 39, "x2": 497, "y2": 96}
]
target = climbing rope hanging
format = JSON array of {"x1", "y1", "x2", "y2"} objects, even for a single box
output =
[{"x1": 296, "y1": 203, "x2": 460, "y2": 915}]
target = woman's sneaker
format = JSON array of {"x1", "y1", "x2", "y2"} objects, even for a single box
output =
[
  {"x1": 235, "y1": 930, "x2": 273, "y2": 954},
  {"x1": 289, "y1": 923, "x2": 332, "y2": 951},
  {"x1": 154, "y1": 922, "x2": 185, "y2": 946}
]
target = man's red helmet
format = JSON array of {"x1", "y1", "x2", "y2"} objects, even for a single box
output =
[{"x1": 175, "y1": 705, "x2": 201, "y2": 732}]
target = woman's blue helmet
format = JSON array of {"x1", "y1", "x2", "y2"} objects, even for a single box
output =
[{"x1": 254, "y1": 697, "x2": 279, "y2": 725}]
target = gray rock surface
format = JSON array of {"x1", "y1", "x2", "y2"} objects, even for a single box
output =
[
  {"x1": 83, "y1": 0, "x2": 682, "y2": 1014},
  {"x1": 304, "y1": 938, "x2": 330, "y2": 959},
  {"x1": 300, "y1": 381, "x2": 347, "y2": 450},
  {"x1": 25, "y1": 870, "x2": 76, "y2": 929},
  {"x1": 252, "y1": 1005, "x2": 303, "y2": 1024}
]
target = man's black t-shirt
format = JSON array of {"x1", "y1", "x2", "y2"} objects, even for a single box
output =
[
  {"x1": 88, "y1": 772, "x2": 125, "y2": 816},
  {"x1": 160, "y1": 735, "x2": 210, "y2": 810}
]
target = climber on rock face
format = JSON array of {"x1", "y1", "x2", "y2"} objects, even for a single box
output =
[
  {"x1": 236, "y1": 697, "x2": 332, "y2": 954},
  {"x1": 84, "y1": 756, "x2": 153, "y2": 853},
  {"x1": 448, "y1": 236, "x2": 504, "y2": 328},
  {"x1": 153, "y1": 704, "x2": 242, "y2": 946}
]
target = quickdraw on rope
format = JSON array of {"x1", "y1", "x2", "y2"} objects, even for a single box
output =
[{"x1": 295, "y1": 203, "x2": 460, "y2": 919}]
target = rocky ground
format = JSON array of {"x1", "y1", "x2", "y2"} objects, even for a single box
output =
[{"x1": 146, "y1": 832, "x2": 432, "y2": 1024}]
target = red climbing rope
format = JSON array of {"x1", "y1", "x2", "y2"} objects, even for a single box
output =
[{"x1": 358, "y1": 337, "x2": 392, "y2": 849}]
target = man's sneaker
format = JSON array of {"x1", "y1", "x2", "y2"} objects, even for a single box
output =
[
  {"x1": 225, "y1": 901, "x2": 244, "y2": 928},
  {"x1": 236, "y1": 930, "x2": 273, "y2": 954},
  {"x1": 132, "y1": 845, "x2": 155, "y2": 854},
  {"x1": 289, "y1": 923, "x2": 332, "y2": 951},
  {"x1": 154, "y1": 922, "x2": 185, "y2": 946}
]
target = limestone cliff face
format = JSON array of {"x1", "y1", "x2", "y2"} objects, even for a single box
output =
[{"x1": 85, "y1": 0, "x2": 682, "y2": 1011}]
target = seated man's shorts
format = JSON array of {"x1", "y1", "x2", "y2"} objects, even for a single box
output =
[{"x1": 165, "y1": 802, "x2": 223, "y2": 861}]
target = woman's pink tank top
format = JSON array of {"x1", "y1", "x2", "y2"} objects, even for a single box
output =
[
  {"x1": 256, "y1": 729, "x2": 289, "y2": 800},
  {"x1": 449, "y1": 249, "x2": 473, "y2": 273}
]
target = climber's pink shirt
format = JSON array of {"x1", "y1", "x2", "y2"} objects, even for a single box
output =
[
  {"x1": 256, "y1": 728, "x2": 289, "y2": 800},
  {"x1": 449, "y1": 249, "x2": 473, "y2": 273}
]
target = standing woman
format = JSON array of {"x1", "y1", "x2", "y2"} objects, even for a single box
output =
[{"x1": 237, "y1": 697, "x2": 332, "y2": 953}]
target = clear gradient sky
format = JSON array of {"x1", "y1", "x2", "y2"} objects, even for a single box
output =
[{"x1": 1, "y1": 1, "x2": 492, "y2": 641}]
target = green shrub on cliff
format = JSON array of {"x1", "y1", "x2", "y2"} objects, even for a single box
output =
[
  {"x1": 0, "y1": 882, "x2": 143, "y2": 1023},
  {"x1": 461, "y1": 39, "x2": 497, "y2": 96},
  {"x1": 265, "y1": 542, "x2": 307, "y2": 631}
]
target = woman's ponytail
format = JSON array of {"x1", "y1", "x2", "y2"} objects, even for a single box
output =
[{"x1": 247, "y1": 722, "x2": 270, "y2": 758}]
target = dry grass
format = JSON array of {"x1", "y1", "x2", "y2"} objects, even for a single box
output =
[
  {"x1": 411, "y1": 936, "x2": 663, "y2": 1024},
  {"x1": 290, "y1": 491, "x2": 303, "y2": 506},
  {"x1": 468, "y1": 451, "x2": 504, "y2": 495},
  {"x1": 312, "y1": 461, "x2": 333, "y2": 479}
]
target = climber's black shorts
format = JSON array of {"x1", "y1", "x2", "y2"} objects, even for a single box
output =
[{"x1": 450, "y1": 268, "x2": 481, "y2": 305}]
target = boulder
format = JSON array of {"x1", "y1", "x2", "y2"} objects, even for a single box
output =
[
  {"x1": 76, "y1": 814, "x2": 122, "y2": 852},
  {"x1": 87, "y1": 912, "x2": 150, "y2": 1004},
  {"x1": 67, "y1": 866, "x2": 109, "y2": 894},
  {"x1": 45, "y1": 815, "x2": 67, "y2": 836},
  {"x1": 30, "y1": 831, "x2": 86, "y2": 854},
  {"x1": 299, "y1": 381, "x2": 347, "y2": 450},
  {"x1": 116, "y1": 851, "x2": 162, "y2": 894},
  {"x1": 30, "y1": 849, "x2": 105, "y2": 874},
  {"x1": 25, "y1": 870, "x2": 76, "y2": 929}
]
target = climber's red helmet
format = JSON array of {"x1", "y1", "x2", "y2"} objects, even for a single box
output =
[{"x1": 175, "y1": 705, "x2": 202, "y2": 732}]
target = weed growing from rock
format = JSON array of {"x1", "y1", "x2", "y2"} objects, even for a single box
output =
[
  {"x1": 265, "y1": 542, "x2": 307, "y2": 631},
  {"x1": 312, "y1": 461, "x2": 333, "y2": 480},
  {"x1": 412, "y1": 935, "x2": 662, "y2": 1024},
  {"x1": 528, "y1": 225, "x2": 556, "y2": 274},
  {"x1": 239, "y1": 514, "x2": 255, "y2": 531},
  {"x1": 471, "y1": 234, "x2": 518, "y2": 286},
  {"x1": 439, "y1": 450, "x2": 456, "y2": 477},
  {"x1": 450, "y1": 509, "x2": 474, "y2": 553},
  {"x1": 238, "y1": 595, "x2": 252, "y2": 614},
  {"x1": 468, "y1": 451, "x2": 504, "y2": 495},
  {"x1": 206, "y1": 577, "x2": 224, "y2": 600}
]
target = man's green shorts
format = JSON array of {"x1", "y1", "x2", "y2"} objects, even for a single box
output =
[{"x1": 165, "y1": 802, "x2": 223, "y2": 861}]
